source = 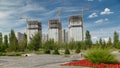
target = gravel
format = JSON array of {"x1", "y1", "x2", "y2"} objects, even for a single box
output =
[{"x1": 0, "y1": 54, "x2": 85, "y2": 68}]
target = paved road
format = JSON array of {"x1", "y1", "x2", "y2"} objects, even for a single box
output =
[{"x1": 0, "y1": 54, "x2": 85, "y2": 68}]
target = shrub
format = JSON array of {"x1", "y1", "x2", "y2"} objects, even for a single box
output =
[
  {"x1": 85, "y1": 48, "x2": 118, "y2": 64},
  {"x1": 65, "y1": 48, "x2": 70, "y2": 54},
  {"x1": 0, "y1": 52, "x2": 6, "y2": 56},
  {"x1": 75, "y1": 48, "x2": 81, "y2": 53},
  {"x1": 44, "y1": 49, "x2": 50, "y2": 54},
  {"x1": 53, "y1": 49, "x2": 60, "y2": 55}
]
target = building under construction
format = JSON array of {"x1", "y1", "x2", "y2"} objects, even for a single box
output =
[
  {"x1": 48, "y1": 19, "x2": 62, "y2": 42},
  {"x1": 27, "y1": 21, "x2": 42, "y2": 42},
  {"x1": 68, "y1": 15, "x2": 83, "y2": 41}
]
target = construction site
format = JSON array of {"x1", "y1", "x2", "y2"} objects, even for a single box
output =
[{"x1": 19, "y1": 8, "x2": 88, "y2": 43}]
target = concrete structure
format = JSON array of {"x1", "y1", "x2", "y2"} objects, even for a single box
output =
[
  {"x1": 48, "y1": 20, "x2": 62, "y2": 42},
  {"x1": 15, "y1": 32, "x2": 24, "y2": 42},
  {"x1": 62, "y1": 29, "x2": 68, "y2": 43},
  {"x1": 26, "y1": 21, "x2": 42, "y2": 42},
  {"x1": 68, "y1": 15, "x2": 83, "y2": 42}
]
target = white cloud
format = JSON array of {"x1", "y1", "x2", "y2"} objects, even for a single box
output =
[
  {"x1": 100, "y1": 8, "x2": 114, "y2": 15},
  {"x1": 88, "y1": 13, "x2": 98, "y2": 18},
  {"x1": 88, "y1": 0, "x2": 94, "y2": 1},
  {"x1": 0, "y1": 0, "x2": 47, "y2": 35},
  {"x1": 95, "y1": 19, "x2": 104, "y2": 23},
  {"x1": 94, "y1": 18, "x2": 108, "y2": 24}
]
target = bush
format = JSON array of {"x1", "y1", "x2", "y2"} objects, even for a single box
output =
[
  {"x1": 85, "y1": 48, "x2": 118, "y2": 64},
  {"x1": 75, "y1": 48, "x2": 81, "y2": 53},
  {"x1": 65, "y1": 48, "x2": 70, "y2": 54},
  {"x1": 44, "y1": 49, "x2": 50, "y2": 54},
  {"x1": 53, "y1": 49, "x2": 59, "y2": 55},
  {"x1": 0, "y1": 52, "x2": 6, "y2": 56}
]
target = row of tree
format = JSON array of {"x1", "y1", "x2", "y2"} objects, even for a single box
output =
[
  {"x1": 0, "y1": 29, "x2": 41, "y2": 52},
  {"x1": 0, "y1": 29, "x2": 120, "y2": 52}
]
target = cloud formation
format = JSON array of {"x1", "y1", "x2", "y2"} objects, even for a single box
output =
[
  {"x1": 88, "y1": 13, "x2": 98, "y2": 18},
  {"x1": 94, "y1": 18, "x2": 108, "y2": 23},
  {"x1": 100, "y1": 8, "x2": 114, "y2": 15},
  {"x1": 88, "y1": 0, "x2": 94, "y2": 1}
]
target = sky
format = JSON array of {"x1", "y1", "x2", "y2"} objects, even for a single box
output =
[{"x1": 0, "y1": 0, "x2": 120, "y2": 42}]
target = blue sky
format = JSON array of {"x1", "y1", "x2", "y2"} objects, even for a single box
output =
[{"x1": 0, "y1": 0, "x2": 120, "y2": 41}]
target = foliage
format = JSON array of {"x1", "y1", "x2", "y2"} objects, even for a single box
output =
[
  {"x1": 115, "y1": 42, "x2": 120, "y2": 49},
  {"x1": 99, "y1": 38, "x2": 103, "y2": 46},
  {"x1": 53, "y1": 49, "x2": 60, "y2": 55},
  {"x1": 44, "y1": 49, "x2": 51, "y2": 54},
  {"x1": 85, "y1": 48, "x2": 118, "y2": 64},
  {"x1": 8, "y1": 29, "x2": 19, "y2": 52},
  {"x1": 3, "y1": 35, "x2": 8, "y2": 49},
  {"x1": 28, "y1": 32, "x2": 41, "y2": 51},
  {"x1": 108, "y1": 37, "x2": 112, "y2": 45},
  {"x1": 114, "y1": 31, "x2": 119, "y2": 48},
  {"x1": 65, "y1": 48, "x2": 70, "y2": 54},
  {"x1": 43, "y1": 39, "x2": 55, "y2": 50},
  {"x1": 5, "y1": 52, "x2": 22, "y2": 56},
  {"x1": 19, "y1": 33, "x2": 27, "y2": 51},
  {"x1": 0, "y1": 32, "x2": 2, "y2": 44},
  {"x1": 85, "y1": 30, "x2": 92, "y2": 48},
  {"x1": 75, "y1": 48, "x2": 81, "y2": 53}
]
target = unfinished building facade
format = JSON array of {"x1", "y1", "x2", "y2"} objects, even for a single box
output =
[
  {"x1": 48, "y1": 20, "x2": 62, "y2": 42},
  {"x1": 68, "y1": 15, "x2": 83, "y2": 42},
  {"x1": 26, "y1": 21, "x2": 42, "y2": 42}
]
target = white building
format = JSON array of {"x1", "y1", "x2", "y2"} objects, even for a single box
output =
[
  {"x1": 62, "y1": 29, "x2": 68, "y2": 43},
  {"x1": 15, "y1": 32, "x2": 24, "y2": 42},
  {"x1": 26, "y1": 21, "x2": 42, "y2": 42},
  {"x1": 68, "y1": 15, "x2": 83, "y2": 42},
  {"x1": 48, "y1": 20, "x2": 62, "y2": 42}
]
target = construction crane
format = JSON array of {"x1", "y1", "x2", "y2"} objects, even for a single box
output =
[
  {"x1": 56, "y1": 8, "x2": 62, "y2": 22},
  {"x1": 81, "y1": 7, "x2": 89, "y2": 41}
]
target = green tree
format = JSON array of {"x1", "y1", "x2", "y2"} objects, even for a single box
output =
[
  {"x1": 68, "y1": 40, "x2": 75, "y2": 50},
  {"x1": 8, "y1": 29, "x2": 19, "y2": 52},
  {"x1": 85, "y1": 30, "x2": 92, "y2": 48},
  {"x1": 43, "y1": 39, "x2": 55, "y2": 50},
  {"x1": 19, "y1": 33, "x2": 27, "y2": 51},
  {"x1": 0, "y1": 32, "x2": 4, "y2": 52},
  {"x1": 99, "y1": 38, "x2": 103, "y2": 46},
  {"x1": 1, "y1": 35, "x2": 9, "y2": 52},
  {"x1": 65, "y1": 48, "x2": 70, "y2": 54},
  {"x1": 28, "y1": 32, "x2": 41, "y2": 51},
  {"x1": 4, "y1": 35, "x2": 8, "y2": 48},
  {"x1": 108, "y1": 37, "x2": 112, "y2": 45},
  {"x1": 103, "y1": 40, "x2": 106, "y2": 48},
  {"x1": 113, "y1": 31, "x2": 119, "y2": 48},
  {"x1": 0, "y1": 32, "x2": 2, "y2": 44},
  {"x1": 116, "y1": 42, "x2": 120, "y2": 49}
]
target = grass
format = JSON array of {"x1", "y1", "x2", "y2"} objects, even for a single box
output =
[
  {"x1": 0, "y1": 52, "x2": 22, "y2": 56},
  {"x1": 85, "y1": 48, "x2": 118, "y2": 64}
]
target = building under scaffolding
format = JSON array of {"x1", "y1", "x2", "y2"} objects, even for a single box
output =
[
  {"x1": 27, "y1": 21, "x2": 42, "y2": 42},
  {"x1": 48, "y1": 20, "x2": 62, "y2": 42},
  {"x1": 68, "y1": 15, "x2": 83, "y2": 42}
]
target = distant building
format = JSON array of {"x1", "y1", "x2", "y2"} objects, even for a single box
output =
[
  {"x1": 15, "y1": 32, "x2": 24, "y2": 42},
  {"x1": 68, "y1": 15, "x2": 83, "y2": 42},
  {"x1": 42, "y1": 33, "x2": 48, "y2": 42},
  {"x1": 26, "y1": 21, "x2": 42, "y2": 42},
  {"x1": 48, "y1": 20, "x2": 62, "y2": 42},
  {"x1": 62, "y1": 29, "x2": 68, "y2": 43}
]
